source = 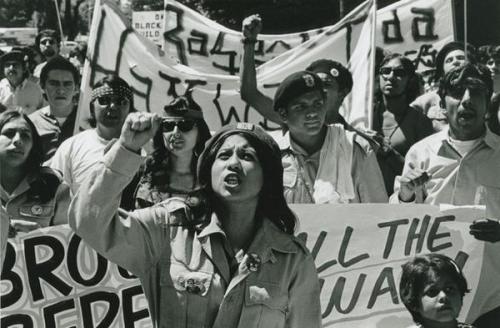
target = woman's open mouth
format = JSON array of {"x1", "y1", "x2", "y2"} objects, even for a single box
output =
[{"x1": 224, "y1": 173, "x2": 241, "y2": 187}]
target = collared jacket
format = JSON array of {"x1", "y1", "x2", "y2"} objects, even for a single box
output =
[
  {"x1": 390, "y1": 128, "x2": 500, "y2": 217},
  {"x1": 274, "y1": 124, "x2": 388, "y2": 204},
  {"x1": 29, "y1": 105, "x2": 77, "y2": 161},
  {"x1": 69, "y1": 143, "x2": 322, "y2": 328},
  {"x1": 0, "y1": 167, "x2": 70, "y2": 227}
]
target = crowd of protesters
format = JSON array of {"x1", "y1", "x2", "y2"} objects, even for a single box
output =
[{"x1": 1, "y1": 18, "x2": 500, "y2": 328}]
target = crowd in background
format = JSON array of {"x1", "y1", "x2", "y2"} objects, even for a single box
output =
[{"x1": 1, "y1": 19, "x2": 500, "y2": 328}]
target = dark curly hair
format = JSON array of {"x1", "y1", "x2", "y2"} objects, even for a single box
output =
[{"x1": 399, "y1": 253, "x2": 469, "y2": 324}]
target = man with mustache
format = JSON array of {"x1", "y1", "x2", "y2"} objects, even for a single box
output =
[
  {"x1": 391, "y1": 63, "x2": 500, "y2": 240},
  {"x1": 391, "y1": 63, "x2": 498, "y2": 203},
  {"x1": 33, "y1": 30, "x2": 61, "y2": 79},
  {"x1": 0, "y1": 49, "x2": 44, "y2": 113},
  {"x1": 29, "y1": 56, "x2": 79, "y2": 161},
  {"x1": 49, "y1": 74, "x2": 139, "y2": 210}
]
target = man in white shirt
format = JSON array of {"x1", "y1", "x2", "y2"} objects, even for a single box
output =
[
  {"x1": 0, "y1": 49, "x2": 44, "y2": 114},
  {"x1": 33, "y1": 29, "x2": 61, "y2": 79},
  {"x1": 391, "y1": 63, "x2": 500, "y2": 241},
  {"x1": 50, "y1": 74, "x2": 138, "y2": 210}
]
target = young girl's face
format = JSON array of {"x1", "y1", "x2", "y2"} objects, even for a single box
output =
[
  {"x1": 0, "y1": 117, "x2": 34, "y2": 168},
  {"x1": 418, "y1": 273, "x2": 462, "y2": 324}
]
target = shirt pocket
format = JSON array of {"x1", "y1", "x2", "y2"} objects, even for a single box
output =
[
  {"x1": 476, "y1": 168, "x2": 500, "y2": 209},
  {"x1": 244, "y1": 280, "x2": 288, "y2": 328},
  {"x1": 18, "y1": 201, "x2": 56, "y2": 227},
  {"x1": 160, "y1": 261, "x2": 214, "y2": 328}
]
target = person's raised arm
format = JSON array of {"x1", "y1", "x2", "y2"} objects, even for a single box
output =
[
  {"x1": 239, "y1": 15, "x2": 283, "y2": 125},
  {"x1": 69, "y1": 112, "x2": 163, "y2": 276}
]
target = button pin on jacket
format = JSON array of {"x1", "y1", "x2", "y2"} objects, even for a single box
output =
[
  {"x1": 31, "y1": 205, "x2": 43, "y2": 215},
  {"x1": 185, "y1": 278, "x2": 205, "y2": 294},
  {"x1": 246, "y1": 253, "x2": 261, "y2": 272}
]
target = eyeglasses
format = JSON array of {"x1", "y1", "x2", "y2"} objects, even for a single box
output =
[
  {"x1": 96, "y1": 96, "x2": 129, "y2": 106},
  {"x1": 162, "y1": 120, "x2": 196, "y2": 132},
  {"x1": 40, "y1": 39, "x2": 57, "y2": 45},
  {"x1": 379, "y1": 67, "x2": 407, "y2": 78}
]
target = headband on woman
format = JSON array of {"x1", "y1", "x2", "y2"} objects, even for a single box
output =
[{"x1": 91, "y1": 85, "x2": 133, "y2": 103}]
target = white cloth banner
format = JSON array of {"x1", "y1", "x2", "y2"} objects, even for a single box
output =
[
  {"x1": 291, "y1": 204, "x2": 500, "y2": 327},
  {"x1": 2, "y1": 205, "x2": 499, "y2": 327},
  {"x1": 76, "y1": 0, "x2": 453, "y2": 133}
]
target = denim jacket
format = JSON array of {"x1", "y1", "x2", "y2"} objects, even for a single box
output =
[{"x1": 69, "y1": 143, "x2": 322, "y2": 328}]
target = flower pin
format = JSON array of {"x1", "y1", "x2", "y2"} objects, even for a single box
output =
[{"x1": 246, "y1": 253, "x2": 262, "y2": 272}]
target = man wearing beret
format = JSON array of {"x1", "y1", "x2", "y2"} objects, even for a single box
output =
[
  {"x1": 273, "y1": 70, "x2": 387, "y2": 204},
  {"x1": 239, "y1": 14, "x2": 376, "y2": 147},
  {"x1": 0, "y1": 49, "x2": 44, "y2": 113}
]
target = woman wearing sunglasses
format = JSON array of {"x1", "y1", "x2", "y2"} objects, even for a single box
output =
[
  {"x1": 372, "y1": 53, "x2": 434, "y2": 195},
  {"x1": 134, "y1": 95, "x2": 211, "y2": 208}
]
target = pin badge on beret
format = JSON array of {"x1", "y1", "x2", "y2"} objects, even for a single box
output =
[
  {"x1": 236, "y1": 122, "x2": 254, "y2": 131},
  {"x1": 302, "y1": 74, "x2": 315, "y2": 88},
  {"x1": 330, "y1": 68, "x2": 339, "y2": 77},
  {"x1": 246, "y1": 253, "x2": 262, "y2": 272}
]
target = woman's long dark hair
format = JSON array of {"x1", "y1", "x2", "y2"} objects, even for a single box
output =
[
  {"x1": 0, "y1": 110, "x2": 59, "y2": 202},
  {"x1": 196, "y1": 131, "x2": 297, "y2": 235},
  {"x1": 141, "y1": 97, "x2": 211, "y2": 191}
]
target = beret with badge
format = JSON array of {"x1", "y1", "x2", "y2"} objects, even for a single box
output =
[{"x1": 272, "y1": 70, "x2": 325, "y2": 113}]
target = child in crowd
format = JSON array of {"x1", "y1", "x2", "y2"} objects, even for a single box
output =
[{"x1": 399, "y1": 253, "x2": 475, "y2": 328}]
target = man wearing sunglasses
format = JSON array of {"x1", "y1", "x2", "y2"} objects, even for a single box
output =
[
  {"x1": 50, "y1": 74, "x2": 139, "y2": 210},
  {"x1": 29, "y1": 56, "x2": 79, "y2": 161},
  {"x1": 391, "y1": 63, "x2": 500, "y2": 218},
  {"x1": 33, "y1": 30, "x2": 61, "y2": 79}
]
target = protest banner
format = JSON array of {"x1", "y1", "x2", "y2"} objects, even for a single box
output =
[
  {"x1": 132, "y1": 11, "x2": 164, "y2": 46},
  {"x1": 162, "y1": 0, "x2": 327, "y2": 76},
  {"x1": 292, "y1": 204, "x2": 500, "y2": 327},
  {"x1": 162, "y1": 0, "x2": 453, "y2": 75},
  {"x1": 77, "y1": 0, "x2": 454, "y2": 134},
  {"x1": 0, "y1": 227, "x2": 150, "y2": 327},
  {"x1": 2, "y1": 204, "x2": 499, "y2": 327}
]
